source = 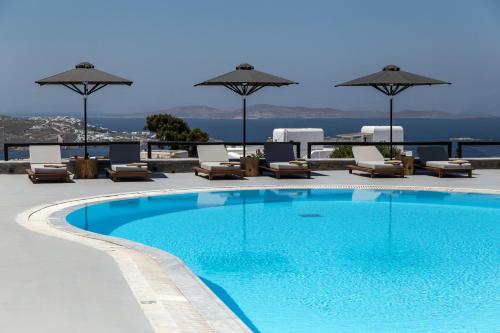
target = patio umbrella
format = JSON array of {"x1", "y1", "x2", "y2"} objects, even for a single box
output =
[
  {"x1": 195, "y1": 63, "x2": 297, "y2": 157},
  {"x1": 335, "y1": 64, "x2": 450, "y2": 158},
  {"x1": 36, "y1": 62, "x2": 133, "y2": 159}
]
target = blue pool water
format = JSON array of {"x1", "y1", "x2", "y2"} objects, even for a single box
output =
[{"x1": 66, "y1": 189, "x2": 500, "y2": 332}]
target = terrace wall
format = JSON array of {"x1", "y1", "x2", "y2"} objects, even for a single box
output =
[{"x1": 1, "y1": 158, "x2": 500, "y2": 174}]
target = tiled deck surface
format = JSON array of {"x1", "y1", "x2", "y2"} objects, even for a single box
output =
[{"x1": 1, "y1": 169, "x2": 500, "y2": 332}]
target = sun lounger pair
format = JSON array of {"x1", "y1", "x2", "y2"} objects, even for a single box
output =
[
  {"x1": 417, "y1": 146, "x2": 473, "y2": 177},
  {"x1": 27, "y1": 144, "x2": 150, "y2": 183},
  {"x1": 347, "y1": 146, "x2": 405, "y2": 178},
  {"x1": 193, "y1": 143, "x2": 311, "y2": 180}
]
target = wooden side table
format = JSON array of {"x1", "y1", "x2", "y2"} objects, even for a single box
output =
[
  {"x1": 73, "y1": 159, "x2": 99, "y2": 179},
  {"x1": 240, "y1": 156, "x2": 260, "y2": 177},
  {"x1": 400, "y1": 156, "x2": 415, "y2": 175}
]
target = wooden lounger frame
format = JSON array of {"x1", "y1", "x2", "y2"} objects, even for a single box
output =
[
  {"x1": 193, "y1": 167, "x2": 245, "y2": 180},
  {"x1": 421, "y1": 166, "x2": 473, "y2": 178},
  {"x1": 347, "y1": 164, "x2": 405, "y2": 178},
  {"x1": 105, "y1": 168, "x2": 152, "y2": 182},
  {"x1": 260, "y1": 166, "x2": 311, "y2": 179},
  {"x1": 26, "y1": 169, "x2": 72, "y2": 183}
]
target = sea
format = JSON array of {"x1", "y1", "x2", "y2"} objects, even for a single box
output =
[
  {"x1": 6, "y1": 117, "x2": 500, "y2": 159},
  {"x1": 93, "y1": 117, "x2": 500, "y2": 157}
]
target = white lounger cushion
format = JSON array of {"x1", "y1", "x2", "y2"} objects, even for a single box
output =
[
  {"x1": 426, "y1": 161, "x2": 472, "y2": 169},
  {"x1": 111, "y1": 164, "x2": 148, "y2": 172},
  {"x1": 31, "y1": 164, "x2": 68, "y2": 174},
  {"x1": 197, "y1": 145, "x2": 229, "y2": 163},
  {"x1": 357, "y1": 161, "x2": 402, "y2": 170},
  {"x1": 200, "y1": 162, "x2": 240, "y2": 171},
  {"x1": 269, "y1": 162, "x2": 308, "y2": 170}
]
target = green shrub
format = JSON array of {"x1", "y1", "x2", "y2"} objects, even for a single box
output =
[
  {"x1": 330, "y1": 145, "x2": 353, "y2": 158},
  {"x1": 329, "y1": 144, "x2": 401, "y2": 158}
]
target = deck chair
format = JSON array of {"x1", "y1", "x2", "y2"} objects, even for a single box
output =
[
  {"x1": 260, "y1": 142, "x2": 311, "y2": 179},
  {"x1": 27, "y1": 145, "x2": 71, "y2": 183},
  {"x1": 105, "y1": 143, "x2": 151, "y2": 181},
  {"x1": 193, "y1": 145, "x2": 245, "y2": 180},
  {"x1": 417, "y1": 146, "x2": 473, "y2": 178},
  {"x1": 347, "y1": 146, "x2": 405, "y2": 178}
]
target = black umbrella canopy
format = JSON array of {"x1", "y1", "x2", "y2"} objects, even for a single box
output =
[
  {"x1": 335, "y1": 64, "x2": 450, "y2": 96},
  {"x1": 195, "y1": 63, "x2": 297, "y2": 156},
  {"x1": 36, "y1": 62, "x2": 133, "y2": 159},
  {"x1": 36, "y1": 62, "x2": 132, "y2": 89},
  {"x1": 195, "y1": 63, "x2": 297, "y2": 95},
  {"x1": 335, "y1": 65, "x2": 450, "y2": 158}
]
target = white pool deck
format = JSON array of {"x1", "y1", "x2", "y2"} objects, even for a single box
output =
[{"x1": 2, "y1": 170, "x2": 500, "y2": 333}]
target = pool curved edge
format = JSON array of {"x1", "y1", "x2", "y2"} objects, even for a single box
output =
[{"x1": 16, "y1": 184, "x2": 500, "y2": 333}]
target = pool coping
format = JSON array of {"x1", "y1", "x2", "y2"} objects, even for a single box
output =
[{"x1": 16, "y1": 184, "x2": 500, "y2": 333}]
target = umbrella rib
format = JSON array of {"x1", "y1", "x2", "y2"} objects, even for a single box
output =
[
  {"x1": 223, "y1": 83, "x2": 245, "y2": 96},
  {"x1": 371, "y1": 84, "x2": 389, "y2": 96},
  {"x1": 393, "y1": 84, "x2": 412, "y2": 95},
  {"x1": 246, "y1": 85, "x2": 266, "y2": 96},
  {"x1": 88, "y1": 83, "x2": 109, "y2": 95},
  {"x1": 62, "y1": 83, "x2": 84, "y2": 95}
]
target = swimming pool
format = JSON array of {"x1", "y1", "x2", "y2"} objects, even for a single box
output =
[{"x1": 66, "y1": 188, "x2": 500, "y2": 333}]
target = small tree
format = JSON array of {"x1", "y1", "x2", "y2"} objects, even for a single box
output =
[{"x1": 144, "y1": 114, "x2": 209, "y2": 153}]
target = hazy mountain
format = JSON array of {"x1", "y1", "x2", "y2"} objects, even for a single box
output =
[{"x1": 105, "y1": 104, "x2": 486, "y2": 119}]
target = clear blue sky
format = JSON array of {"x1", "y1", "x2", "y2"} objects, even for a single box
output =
[{"x1": 0, "y1": 0, "x2": 499, "y2": 116}]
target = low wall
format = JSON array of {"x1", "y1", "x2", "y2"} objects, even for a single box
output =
[{"x1": 2, "y1": 157, "x2": 500, "y2": 174}]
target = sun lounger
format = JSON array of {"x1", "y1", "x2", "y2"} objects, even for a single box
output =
[
  {"x1": 417, "y1": 146, "x2": 473, "y2": 178},
  {"x1": 347, "y1": 146, "x2": 405, "y2": 178},
  {"x1": 26, "y1": 145, "x2": 72, "y2": 183},
  {"x1": 105, "y1": 143, "x2": 151, "y2": 181},
  {"x1": 260, "y1": 142, "x2": 311, "y2": 179},
  {"x1": 193, "y1": 145, "x2": 245, "y2": 180}
]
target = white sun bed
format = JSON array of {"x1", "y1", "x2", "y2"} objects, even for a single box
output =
[
  {"x1": 417, "y1": 146, "x2": 473, "y2": 178},
  {"x1": 26, "y1": 145, "x2": 71, "y2": 183},
  {"x1": 347, "y1": 146, "x2": 404, "y2": 178},
  {"x1": 193, "y1": 145, "x2": 245, "y2": 180}
]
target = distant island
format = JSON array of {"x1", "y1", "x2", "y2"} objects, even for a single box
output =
[{"x1": 97, "y1": 104, "x2": 494, "y2": 120}]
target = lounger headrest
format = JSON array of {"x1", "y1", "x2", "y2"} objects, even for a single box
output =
[
  {"x1": 197, "y1": 145, "x2": 229, "y2": 163},
  {"x1": 109, "y1": 143, "x2": 141, "y2": 164},
  {"x1": 417, "y1": 146, "x2": 448, "y2": 164},
  {"x1": 352, "y1": 146, "x2": 384, "y2": 162},
  {"x1": 264, "y1": 142, "x2": 296, "y2": 164},
  {"x1": 29, "y1": 145, "x2": 62, "y2": 164}
]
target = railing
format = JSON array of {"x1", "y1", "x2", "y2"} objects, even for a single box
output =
[
  {"x1": 306, "y1": 141, "x2": 453, "y2": 159},
  {"x1": 456, "y1": 141, "x2": 500, "y2": 158},
  {"x1": 7, "y1": 140, "x2": 500, "y2": 160},
  {"x1": 147, "y1": 141, "x2": 301, "y2": 159},
  {"x1": 3, "y1": 141, "x2": 140, "y2": 161},
  {"x1": 3, "y1": 141, "x2": 302, "y2": 160}
]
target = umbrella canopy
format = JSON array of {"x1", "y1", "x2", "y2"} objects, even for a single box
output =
[
  {"x1": 335, "y1": 65, "x2": 450, "y2": 157},
  {"x1": 195, "y1": 63, "x2": 297, "y2": 156},
  {"x1": 36, "y1": 62, "x2": 132, "y2": 158}
]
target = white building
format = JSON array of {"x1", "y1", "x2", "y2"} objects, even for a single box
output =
[{"x1": 272, "y1": 128, "x2": 324, "y2": 158}]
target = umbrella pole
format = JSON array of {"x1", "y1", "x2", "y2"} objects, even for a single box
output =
[
  {"x1": 83, "y1": 83, "x2": 89, "y2": 159},
  {"x1": 242, "y1": 96, "x2": 246, "y2": 157},
  {"x1": 389, "y1": 97, "x2": 393, "y2": 159}
]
